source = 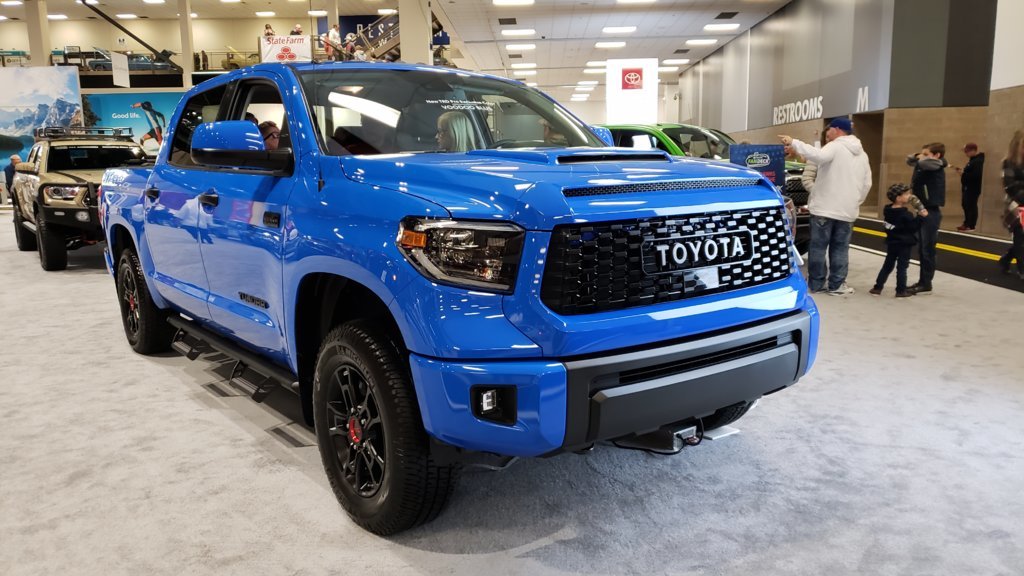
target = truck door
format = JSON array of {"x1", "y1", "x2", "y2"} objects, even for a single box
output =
[
  {"x1": 196, "y1": 77, "x2": 295, "y2": 358},
  {"x1": 144, "y1": 83, "x2": 228, "y2": 317}
]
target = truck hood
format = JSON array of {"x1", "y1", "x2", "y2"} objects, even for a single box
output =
[
  {"x1": 340, "y1": 148, "x2": 783, "y2": 230},
  {"x1": 42, "y1": 168, "x2": 107, "y2": 186}
]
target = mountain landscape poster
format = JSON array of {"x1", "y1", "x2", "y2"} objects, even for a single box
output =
[{"x1": 0, "y1": 67, "x2": 84, "y2": 174}]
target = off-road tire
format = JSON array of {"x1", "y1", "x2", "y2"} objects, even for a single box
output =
[
  {"x1": 35, "y1": 214, "x2": 67, "y2": 271},
  {"x1": 313, "y1": 321, "x2": 459, "y2": 535},
  {"x1": 12, "y1": 205, "x2": 37, "y2": 251},
  {"x1": 700, "y1": 400, "x2": 754, "y2": 431},
  {"x1": 116, "y1": 248, "x2": 173, "y2": 354}
]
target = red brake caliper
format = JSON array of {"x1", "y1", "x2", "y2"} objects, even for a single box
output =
[{"x1": 347, "y1": 417, "x2": 362, "y2": 444}]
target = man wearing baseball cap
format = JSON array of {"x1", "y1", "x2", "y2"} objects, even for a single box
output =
[{"x1": 779, "y1": 117, "x2": 872, "y2": 296}]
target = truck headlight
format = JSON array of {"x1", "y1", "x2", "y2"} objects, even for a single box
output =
[
  {"x1": 397, "y1": 218, "x2": 525, "y2": 293},
  {"x1": 43, "y1": 185, "x2": 88, "y2": 201}
]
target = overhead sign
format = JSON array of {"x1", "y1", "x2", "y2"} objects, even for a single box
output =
[
  {"x1": 621, "y1": 68, "x2": 644, "y2": 90},
  {"x1": 605, "y1": 58, "x2": 658, "y2": 124},
  {"x1": 111, "y1": 52, "x2": 130, "y2": 88},
  {"x1": 260, "y1": 36, "x2": 312, "y2": 63}
]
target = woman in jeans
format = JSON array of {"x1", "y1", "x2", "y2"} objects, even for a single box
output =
[{"x1": 999, "y1": 130, "x2": 1024, "y2": 279}]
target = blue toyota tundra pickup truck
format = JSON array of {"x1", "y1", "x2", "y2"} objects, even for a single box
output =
[{"x1": 100, "y1": 62, "x2": 819, "y2": 535}]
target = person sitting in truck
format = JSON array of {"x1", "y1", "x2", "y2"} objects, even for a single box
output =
[
  {"x1": 436, "y1": 111, "x2": 479, "y2": 152},
  {"x1": 259, "y1": 121, "x2": 281, "y2": 151}
]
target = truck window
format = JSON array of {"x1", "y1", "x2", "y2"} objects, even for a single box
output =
[
  {"x1": 168, "y1": 84, "x2": 228, "y2": 168},
  {"x1": 48, "y1": 146, "x2": 145, "y2": 171},
  {"x1": 228, "y1": 81, "x2": 291, "y2": 152},
  {"x1": 299, "y1": 68, "x2": 603, "y2": 156}
]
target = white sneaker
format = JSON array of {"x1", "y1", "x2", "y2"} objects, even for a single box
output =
[{"x1": 827, "y1": 283, "x2": 855, "y2": 296}]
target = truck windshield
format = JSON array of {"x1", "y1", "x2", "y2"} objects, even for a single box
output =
[
  {"x1": 47, "y1": 145, "x2": 145, "y2": 171},
  {"x1": 298, "y1": 68, "x2": 603, "y2": 156}
]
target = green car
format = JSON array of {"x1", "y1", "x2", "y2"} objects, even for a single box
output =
[{"x1": 601, "y1": 123, "x2": 810, "y2": 254}]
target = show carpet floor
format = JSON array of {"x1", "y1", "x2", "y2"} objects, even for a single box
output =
[{"x1": 1, "y1": 234, "x2": 1022, "y2": 576}]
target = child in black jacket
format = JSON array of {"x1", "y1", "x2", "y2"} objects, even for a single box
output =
[{"x1": 870, "y1": 183, "x2": 928, "y2": 297}]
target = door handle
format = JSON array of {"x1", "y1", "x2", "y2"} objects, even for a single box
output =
[
  {"x1": 145, "y1": 187, "x2": 160, "y2": 200},
  {"x1": 198, "y1": 192, "x2": 219, "y2": 208}
]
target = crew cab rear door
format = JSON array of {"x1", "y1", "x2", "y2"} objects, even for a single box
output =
[{"x1": 144, "y1": 82, "x2": 228, "y2": 317}]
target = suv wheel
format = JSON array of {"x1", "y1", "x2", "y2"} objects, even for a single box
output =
[
  {"x1": 116, "y1": 249, "x2": 173, "y2": 354},
  {"x1": 314, "y1": 321, "x2": 459, "y2": 535},
  {"x1": 701, "y1": 400, "x2": 754, "y2": 431},
  {"x1": 35, "y1": 214, "x2": 67, "y2": 271},
  {"x1": 12, "y1": 204, "x2": 37, "y2": 251}
]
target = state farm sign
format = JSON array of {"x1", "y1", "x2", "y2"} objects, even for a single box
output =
[
  {"x1": 622, "y1": 68, "x2": 643, "y2": 90},
  {"x1": 260, "y1": 35, "x2": 312, "y2": 63}
]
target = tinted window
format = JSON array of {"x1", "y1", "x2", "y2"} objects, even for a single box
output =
[
  {"x1": 168, "y1": 84, "x2": 228, "y2": 167},
  {"x1": 47, "y1": 145, "x2": 145, "y2": 171},
  {"x1": 662, "y1": 126, "x2": 729, "y2": 159},
  {"x1": 299, "y1": 68, "x2": 603, "y2": 156}
]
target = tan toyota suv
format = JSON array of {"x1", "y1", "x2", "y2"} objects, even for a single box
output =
[{"x1": 11, "y1": 127, "x2": 145, "y2": 270}]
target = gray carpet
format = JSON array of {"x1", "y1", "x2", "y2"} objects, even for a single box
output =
[{"x1": 1, "y1": 228, "x2": 1022, "y2": 576}]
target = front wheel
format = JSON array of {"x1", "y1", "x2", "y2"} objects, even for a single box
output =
[
  {"x1": 35, "y1": 215, "x2": 67, "y2": 271},
  {"x1": 313, "y1": 321, "x2": 459, "y2": 535},
  {"x1": 12, "y1": 204, "x2": 37, "y2": 251},
  {"x1": 116, "y1": 249, "x2": 173, "y2": 354}
]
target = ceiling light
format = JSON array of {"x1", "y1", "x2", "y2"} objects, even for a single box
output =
[
  {"x1": 662, "y1": 58, "x2": 690, "y2": 65},
  {"x1": 47, "y1": 14, "x2": 68, "y2": 19},
  {"x1": 583, "y1": 68, "x2": 605, "y2": 74},
  {"x1": 704, "y1": 23, "x2": 740, "y2": 32},
  {"x1": 595, "y1": 41, "x2": 626, "y2": 49},
  {"x1": 142, "y1": 0, "x2": 165, "y2": 4},
  {"x1": 501, "y1": 29, "x2": 535, "y2": 37},
  {"x1": 378, "y1": 8, "x2": 396, "y2": 15},
  {"x1": 510, "y1": 62, "x2": 536, "y2": 69},
  {"x1": 512, "y1": 70, "x2": 536, "y2": 76},
  {"x1": 255, "y1": 10, "x2": 275, "y2": 16},
  {"x1": 616, "y1": 0, "x2": 655, "y2": 3},
  {"x1": 493, "y1": 0, "x2": 534, "y2": 5},
  {"x1": 577, "y1": 80, "x2": 598, "y2": 85},
  {"x1": 220, "y1": 0, "x2": 241, "y2": 3},
  {"x1": 658, "y1": 66, "x2": 678, "y2": 72},
  {"x1": 686, "y1": 38, "x2": 718, "y2": 46},
  {"x1": 575, "y1": 86, "x2": 595, "y2": 91},
  {"x1": 308, "y1": 9, "x2": 327, "y2": 16},
  {"x1": 525, "y1": 82, "x2": 537, "y2": 87},
  {"x1": 602, "y1": 26, "x2": 636, "y2": 34},
  {"x1": 177, "y1": 11, "x2": 197, "y2": 16},
  {"x1": 570, "y1": 97, "x2": 589, "y2": 101},
  {"x1": 505, "y1": 43, "x2": 535, "y2": 50},
  {"x1": 116, "y1": 13, "x2": 137, "y2": 19},
  {"x1": 75, "y1": 0, "x2": 99, "y2": 4},
  {"x1": 586, "y1": 61, "x2": 606, "y2": 67},
  {"x1": 0, "y1": 15, "x2": 6, "y2": 20},
  {"x1": 1, "y1": 0, "x2": 23, "y2": 6}
]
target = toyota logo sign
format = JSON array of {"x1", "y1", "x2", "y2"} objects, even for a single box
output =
[{"x1": 622, "y1": 68, "x2": 643, "y2": 90}]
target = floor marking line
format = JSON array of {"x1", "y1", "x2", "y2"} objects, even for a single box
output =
[{"x1": 853, "y1": 227, "x2": 1004, "y2": 261}]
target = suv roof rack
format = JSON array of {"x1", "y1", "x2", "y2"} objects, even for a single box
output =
[{"x1": 34, "y1": 126, "x2": 134, "y2": 141}]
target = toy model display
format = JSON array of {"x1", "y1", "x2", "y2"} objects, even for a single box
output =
[
  {"x1": 11, "y1": 127, "x2": 145, "y2": 270},
  {"x1": 220, "y1": 46, "x2": 261, "y2": 70},
  {"x1": 101, "y1": 62, "x2": 819, "y2": 535},
  {"x1": 603, "y1": 123, "x2": 811, "y2": 254},
  {"x1": 88, "y1": 54, "x2": 172, "y2": 71}
]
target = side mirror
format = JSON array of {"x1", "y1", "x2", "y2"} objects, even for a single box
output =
[
  {"x1": 190, "y1": 121, "x2": 293, "y2": 174},
  {"x1": 15, "y1": 162, "x2": 35, "y2": 174},
  {"x1": 590, "y1": 126, "x2": 614, "y2": 147}
]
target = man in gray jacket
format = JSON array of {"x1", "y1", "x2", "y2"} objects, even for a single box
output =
[{"x1": 780, "y1": 117, "x2": 872, "y2": 295}]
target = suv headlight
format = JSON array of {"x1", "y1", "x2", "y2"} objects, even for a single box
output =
[
  {"x1": 397, "y1": 218, "x2": 525, "y2": 293},
  {"x1": 43, "y1": 185, "x2": 88, "y2": 201}
]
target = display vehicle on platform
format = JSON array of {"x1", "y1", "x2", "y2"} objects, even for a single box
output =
[
  {"x1": 11, "y1": 126, "x2": 145, "y2": 270},
  {"x1": 100, "y1": 62, "x2": 819, "y2": 535}
]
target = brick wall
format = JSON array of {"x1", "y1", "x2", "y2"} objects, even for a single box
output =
[{"x1": 979, "y1": 85, "x2": 1024, "y2": 237}]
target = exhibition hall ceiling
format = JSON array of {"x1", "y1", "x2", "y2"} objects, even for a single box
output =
[{"x1": 0, "y1": 0, "x2": 394, "y2": 21}]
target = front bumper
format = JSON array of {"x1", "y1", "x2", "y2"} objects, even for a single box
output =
[
  {"x1": 410, "y1": 308, "x2": 817, "y2": 457},
  {"x1": 40, "y1": 205, "x2": 103, "y2": 238}
]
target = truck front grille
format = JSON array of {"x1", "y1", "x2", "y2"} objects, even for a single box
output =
[{"x1": 540, "y1": 207, "x2": 792, "y2": 315}]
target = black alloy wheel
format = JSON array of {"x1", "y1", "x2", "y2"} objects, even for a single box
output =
[
  {"x1": 116, "y1": 249, "x2": 173, "y2": 354},
  {"x1": 313, "y1": 321, "x2": 459, "y2": 535},
  {"x1": 325, "y1": 364, "x2": 386, "y2": 497}
]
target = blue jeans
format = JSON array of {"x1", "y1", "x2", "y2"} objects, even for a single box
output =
[
  {"x1": 917, "y1": 207, "x2": 942, "y2": 287},
  {"x1": 808, "y1": 216, "x2": 852, "y2": 292}
]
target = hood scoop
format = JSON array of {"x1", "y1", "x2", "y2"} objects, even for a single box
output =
[
  {"x1": 563, "y1": 177, "x2": 762, "y2": 198},
  {"x1": 463, "y1": 148, "x2": 670, "y2": 165}
]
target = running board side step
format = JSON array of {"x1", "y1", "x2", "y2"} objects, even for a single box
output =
[{"x1": 167, "y1": 315, "x2": 298, "y2": 403}]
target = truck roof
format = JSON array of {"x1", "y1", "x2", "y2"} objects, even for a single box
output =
[{"x1": 235, "y1": 61, "x2": 524, "y2": 87}]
